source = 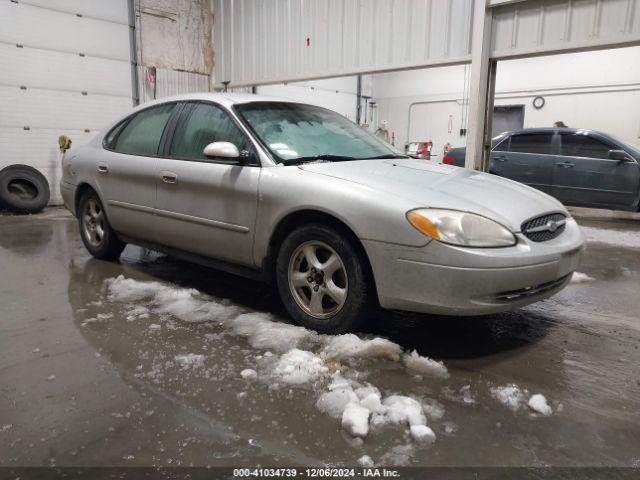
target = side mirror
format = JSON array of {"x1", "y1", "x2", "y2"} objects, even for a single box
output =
[
  {"x1": 203, "y1": 142, "x2": 241, "y2": 163},
  {"x1": 608, "y1": 149, "x2": 632, "y2": 162}
]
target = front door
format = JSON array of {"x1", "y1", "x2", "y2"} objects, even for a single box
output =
[
  {"x1": 154, "y1": 101, "x2": 260, "y2": 267},
  {"x1": 555, "y1": 133, "x2": 640, "y2": 208},
  {"x1": 98, "y1": 103, "x2": 176, "y2": 240},
  {"x1": 489, "y1": 131, "x2": 557, "y2": 197}
]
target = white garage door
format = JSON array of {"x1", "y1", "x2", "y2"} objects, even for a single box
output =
[{"x1": 0, "y1": 0, "x2": 134, "y2": 204}]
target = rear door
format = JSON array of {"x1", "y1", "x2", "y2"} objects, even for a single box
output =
[
  {"x1": 489, "y1": 132, "x2": 557, "y2": 196},
  {"x1": 100, "y1": 103, "x2": 176, "y2": 240},
  {"x1": 154, "y1": 101, "x2": 261, "y2": 267},
  {"x1": 555, "y1": 133, "x2": 640, "y2": 208}
]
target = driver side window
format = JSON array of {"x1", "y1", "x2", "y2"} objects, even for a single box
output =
[{"x1": 170, "y1": 102, "x2": 246, "y2": 161}]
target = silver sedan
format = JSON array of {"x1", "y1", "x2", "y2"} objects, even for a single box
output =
[{"x1": 60, "y1": 93, "x2": 585, "y2": 333}]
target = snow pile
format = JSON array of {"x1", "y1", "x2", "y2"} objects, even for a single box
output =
[
  {"x1": 410, "y1": 425, "x2": 436, "y2": 443},
  {"x1": 528, "y1": 394, "x2": 553, "y2": 416},
  {"x1": 316, "y1": 374, "x2": 436, "y2": 440},
  {"x1": 403, "y1": 350, "x2": 449, "y2": 378},
  {"x1": 490, "y1": 384, "x2": 528, "y2": 411},
  {"x1": 106, "y1": 276, "x2": 163, "y2": 302},
  {"x1": 571, "y1": 272, "x2": 595, "y2": 284},
  {"x1": 228, "y1": 313, "x2": 318, "y2": 353},
  {"x1": 581, "y1": 226, "x2": 640, "y2": 249},
  {"x1": 322, "y1": 334, "x2": 401, "y2": 361},
  {"x1": 492, "y1": 384, "x2": 554, "y2": 416},
  {"x1": 342, "y1": 403, "x2": 370, "y2": 437},
  {"x1": 240, "y1": 368, "x2": 258, "y2": 380},
  {"x1": 102, "y1": 275, "x2": 452, "y2": 444},
  {"x1": 174, "y1": 354, "x2": 205, "y2": 369},
  {"x1": 272, "y1": 349, "x2": 329, "y2": 384}
]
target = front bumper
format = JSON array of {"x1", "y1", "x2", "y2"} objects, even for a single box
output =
[{"x1": 363, "y1": 218, "x2": 585, "y2": 316}]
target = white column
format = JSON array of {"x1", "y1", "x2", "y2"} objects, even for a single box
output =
[{"x1": 465, "y1": 0, "x2": 495, "y2": 171}]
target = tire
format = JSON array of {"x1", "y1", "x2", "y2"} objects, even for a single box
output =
[
  {"x1": 276, "y1": 224, "x2": 372, "y2": 334},
  {"x1": 0, "y1": 164, "x2": 50, "y2": 214},
  {"x1": 77, "y1": 189, "x2": 125, "y2": 260}
]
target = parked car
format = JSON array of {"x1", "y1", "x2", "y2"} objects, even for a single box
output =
[
  {"x1": 61, "y1": 94, "x2": 584, "y2": 333},
  {"x1": 444, "y1": 128, "x2": 640, "y2": 211}
]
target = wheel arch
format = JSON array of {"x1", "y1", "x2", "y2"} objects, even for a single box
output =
[{"x1": 264, "y1": 209, "x2": 379, "y2": 304}]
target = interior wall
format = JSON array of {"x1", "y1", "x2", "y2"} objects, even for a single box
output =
[{"x1": 372, "y1": 46, "x2": 640, "y2": 157}]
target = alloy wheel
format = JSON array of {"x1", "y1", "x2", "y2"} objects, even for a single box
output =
[{"x1": 288, "y1": 240, "x2": 348, "y2": 319}]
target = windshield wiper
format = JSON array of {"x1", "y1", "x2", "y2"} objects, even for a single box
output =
[{"x1": 287, "y1": 154, "x2": 357, "y2": 165}]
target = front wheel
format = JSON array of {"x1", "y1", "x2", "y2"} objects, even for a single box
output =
[
  {"x1": 78, "y1": 190, "x2": 125, "y2": 260},
  {"x1": 276, "y1": 224, "x2": 372, "y2": 334}
]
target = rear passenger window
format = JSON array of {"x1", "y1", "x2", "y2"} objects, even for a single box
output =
[
  {"x1": 509, "y1": 134, "x2": 553, "y2": 155},
  {"x1": 170, "y1": 102, "x2": 246, "y2": 161},
  {"x1": 109, "y1": 103, "x2": 175, "y2": 156},
  {"x1": 560, "y1": 134, "x2": 611, "y2": 159}
]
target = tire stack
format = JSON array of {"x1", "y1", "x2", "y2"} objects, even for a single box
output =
[{"x1": 0, "y1": 165, "x2": 50, "y2": 214}]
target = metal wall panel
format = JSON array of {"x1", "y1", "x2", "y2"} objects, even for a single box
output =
[
  {"x1": 137, "y1": 67, "x2": 211, "y2": 103},
  {"x1": 0, "y1": 44, "x2": 132, "y2": 97},
  {"x1": 16, "y1": 0, "x2": 130, "y2": 24},
  {"x1": 491, "y1": 0, "x2": 640, "y2": 58},
  {"x1": 0, "y1": 2, "x2": 130, "y2": 61},
  {"x1": 211, "y1": 0, "x2": 474, "y2": 87}
]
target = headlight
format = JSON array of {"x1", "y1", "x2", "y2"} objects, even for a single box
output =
[{"x1": 406, "y1": 208, "x2": 516, "y2": 247}]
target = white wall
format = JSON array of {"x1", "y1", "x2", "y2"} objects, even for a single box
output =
[{"x1": 373, "y1": 46, "x2": 640, "y2": 157}]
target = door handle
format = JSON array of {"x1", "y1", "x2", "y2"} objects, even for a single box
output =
[
  {"x1": 97, "y1": 164, "x2": 108, "y2": 173},
  {"x1": 556, "y1": 161, "x2": 575, "y2": 168},
  {"x1": 494, "y1": 156, "x2": 507, "y2": 162},
  {"x1": 160, "y1": 171, "x2": 178, "y2": 184}
]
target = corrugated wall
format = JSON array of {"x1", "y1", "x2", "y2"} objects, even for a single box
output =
[
  {"x1": 210, "y1": 0, "x2": 474, "y2": 87},
  {"x1": 491, "y1": 0, "x2": 640, "y2": 58},
  {"x1": 212, "y1": 0, "x2": 640, "y2": 87}
]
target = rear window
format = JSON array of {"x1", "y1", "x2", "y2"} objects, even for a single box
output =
[
  {"x1": 106, "y1": 103, "x2": 175, "y2": 156},
  {"x1": 509, "y1": 134, "x2": 553, "y2": 155}
]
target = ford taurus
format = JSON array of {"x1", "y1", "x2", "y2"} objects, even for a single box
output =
[{"x1": 61, "y1": 93, "x2": 585, "y2": 333}]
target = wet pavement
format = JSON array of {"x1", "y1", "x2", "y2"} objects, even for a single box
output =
[{"x1": 1, "y1": 207, "x2": 639, "y2": 468}]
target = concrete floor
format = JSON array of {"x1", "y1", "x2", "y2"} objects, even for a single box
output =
[{"x1": 1, "y1": 207, "x2": 639, "y2": 468}]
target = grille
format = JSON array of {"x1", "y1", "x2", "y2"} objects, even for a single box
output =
[{"x1": 521, "y1": 213, "x2": 566, "y2": 242}]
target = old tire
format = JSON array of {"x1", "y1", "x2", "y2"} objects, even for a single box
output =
[
  {"x1": 78, "y1": 190, "x2": 125, "y2": 260},
  {"x1": 0, "y1": 165, "x2": 50, "y2": 214},
  {"x1": 276, "y1": 224, "x2": 372, "y2": 334}
]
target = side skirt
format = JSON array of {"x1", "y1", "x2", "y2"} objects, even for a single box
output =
[{"x1": 118, "y1": 235, "x2": 270, "y2": 283}]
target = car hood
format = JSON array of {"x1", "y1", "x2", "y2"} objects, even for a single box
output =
[{"x1": 299, "y1": 159, "x2": 566, "y2": 231}]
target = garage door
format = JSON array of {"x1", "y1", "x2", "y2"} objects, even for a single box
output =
[{"x1": 0, "y1": 0, "x2": 134, "y2": 204}]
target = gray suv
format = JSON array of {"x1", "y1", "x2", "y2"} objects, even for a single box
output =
[{"x1": 445, "y1": 128, "x2": 640, "y2": 211}]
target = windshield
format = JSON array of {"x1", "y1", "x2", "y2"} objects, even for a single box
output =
[{"x1": 235, "y1": 102, "x2": 406, "y2": 164}]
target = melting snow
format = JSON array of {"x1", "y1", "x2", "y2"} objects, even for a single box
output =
[
  {"x1": 272, "y1": 349, "x2": 328, "y2": 384},
  {"x1": 174, "y1": 354, "x2": 205, "y2": 369},
  {"x1": 341, "y1": 403, "x2": 371, "y2": 437},
  {"x1": 102, "y1": 275, "x2": 452, "y2": 444},
  {"x1": 410, "y1": 425, "x2": 436, "y2": 443},
  {"x1": 240, "y1": 369, "x2": 258, "y2": 380},
  {"x1": 491, "y1": 384, "x2": 528, "y2": 411},
  {"x1": 528, "y1": 394, "x2": 553, "y2": 416},
  {"x1": 571, "y1": 272, "x2": 595, "y2": 284},
  {"x1": 403, "y1": 350, "x2": 449, "y2": 378}
]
